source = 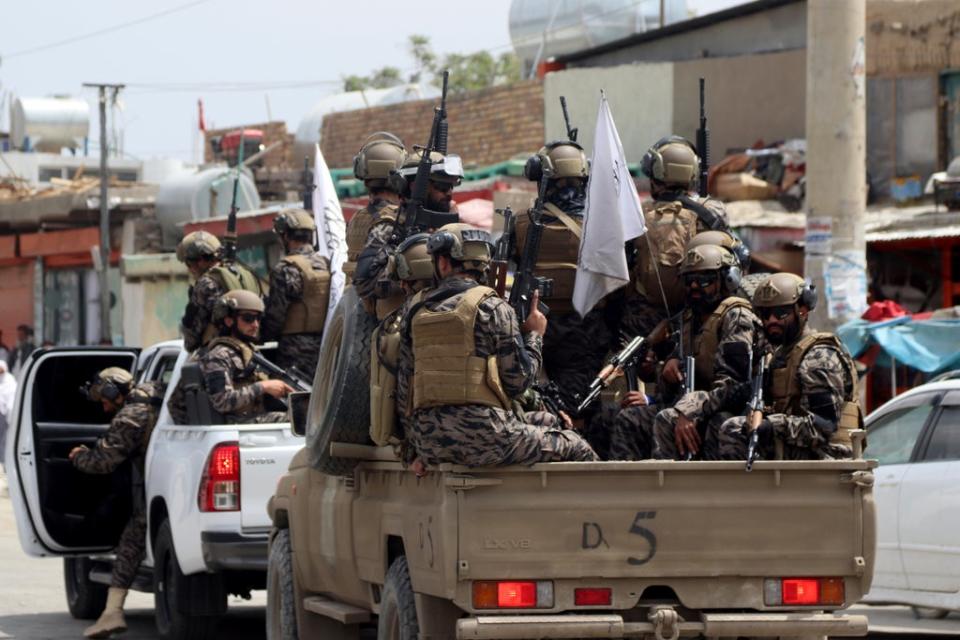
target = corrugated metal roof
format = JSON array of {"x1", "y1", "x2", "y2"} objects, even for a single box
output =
[{"x1": 867, "y1": 225, "x2": 960, "y2": 243}]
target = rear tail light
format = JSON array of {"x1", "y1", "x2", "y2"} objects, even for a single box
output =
[
  {"x1": 575, "y1": 587, "x2": 612, "y2": 606},
  {"x1": 764, "y1": 577, "x2": 844, "y2": 606},
  {"x1": 473, "y1": 580, "x2": 553, "y2": 609},
  {"x1": 199, "y1": 442, "x2": 240, "y2": 512}
]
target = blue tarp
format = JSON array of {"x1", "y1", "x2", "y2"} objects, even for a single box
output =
[{"x1": 838, "y1": 317, "x2": 960, "y2": 373}]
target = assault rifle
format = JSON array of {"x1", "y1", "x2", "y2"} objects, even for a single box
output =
[
  {"x1": 394, "y1": 70, "x2": 458, "y2": 242},
  {"x1": 301, "y1": 156, "x2": 314, "y2": 211},
  {"x1": 253, "y1": 352, "x2": 312, "y2": 393},
  {"x1": 222, "y1": 131, "x2": 246, "y2": 262},
  {"x1": 509, "y1": 178, "x2": 553, "y2": 321},
  {"x1": 744, "y1": 354, "x2": 768, "y2": 472},
  {"x1": 560, "y1": 96, "x2": 578, "y2": 142},
  {"x1": 576, "y1": 335, "x2": 646, "y2": 414},
  {"x1": 491, "y1": 207, "x2": 515, "y2": 297},
  {"x1": 681, "y1": 355, "x2": 696, "y2": 461},
  {"x1": 696, "y1": 77, "x2": 710, "y2": 198}
]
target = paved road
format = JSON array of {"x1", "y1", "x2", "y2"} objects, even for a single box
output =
[{"x1": 0, "y1": 480, "x2": 266, "y2": 640}]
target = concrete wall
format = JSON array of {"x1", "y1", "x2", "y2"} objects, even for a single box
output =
[
  {"x1": 543, "y1": 64, "x2": 674, "y2": 164},
  {"x1": 566, "y1": 0, "x2": 806, "y2": 67},
  {"x1": 121, "y1": 253, "x2": 189, "y2": 347},
  {"x1": 672, "y1": 49, "x2": 806, "y2": 157}
]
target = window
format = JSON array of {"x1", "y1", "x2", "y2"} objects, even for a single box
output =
[
  {"x1": 866, "y1": 395, "x2": 936, "y2": 465},
  {"x1": 921, "y1": 406, "x2": 960, "y2": 462},
  {"x1": 153, "y1": 354, "x2": 178, "y2": 386}
]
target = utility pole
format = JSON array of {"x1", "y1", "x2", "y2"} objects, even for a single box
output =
[
  {"x1": 804, "y1": 0, "x2": 867, "y2": 331},
  {"x1": 83, "y1": 82, "x2": 125, "y2": 344}
]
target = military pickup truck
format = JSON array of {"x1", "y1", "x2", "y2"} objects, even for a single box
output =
[{"x1": 265, "y1": 290, "x2": 877, "y2": 640}]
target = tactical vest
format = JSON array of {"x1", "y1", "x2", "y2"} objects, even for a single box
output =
[
  {"x1": 513, "y1": 203, "x2": 582, "y2": 313},
  {"x1": 206, "y1": 336, "x2": 267, "y2": 383},
  {"x1": 770, "y1": 332, "x2": 863, "y2": 446},
  {"x1": 202, "y1": 264, "x2": 263, "y2": 345},
  {"x1": 345, "y1": 201, "x2": 398, "y2": 279},
  {"x1": 633, "y1": 200, "x2": 700, "y2": 312},
  {"x1": 125, "y1": 382, "x2": 164, "y2": 460},
  {"x1": 370, "y1": 311, "x2": 402, "y2": 446},
  {"x1": 683, "y1": 297, "x2": 753, "y2": 390},
  {"x1": 410, "y1": 285, "x2": 511, "y2": 411},
  {"x1": 280, "y1": 254, "x2": 331, "y2": 335}
]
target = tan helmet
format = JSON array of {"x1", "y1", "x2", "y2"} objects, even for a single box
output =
[
  {"x1": 686, "y1": 230, "x2": 751, "y2": 269},
  {"x1": 273, "y1": 208, "x2": 316, "y2": 235},
  {"x1": 641, "y1": 136, "x2": 700, "y2": 189},
  {"x1": 752, "y1": 272, "x2": 817, "y2": 310},
  {"x1": 213, "y1": 289, "x2": 265, "y2": 325},
  {"x1": 524, "y1": 141, "x2": 589, "y2": 181},
  {"x1": 176, "y1": 230, "x2": 221, "y2": 263},
  {"x1": 354, "y1": 133, "x2": 406, "y2": 188},
  {"x1": 427, "y1": 223, "x2": 492, "y2": 268},
  {"x1": 83, "y1": 367, "x2": 134, "y2": 402},
  {"x1": 680, "y1": 244, "x2": 741, "y2": 292},
  {"x1": 393, "y1": 232, "x2": 434, "y2": 283}
]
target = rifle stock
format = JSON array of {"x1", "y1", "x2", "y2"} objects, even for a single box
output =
[
  {"x1": 745, "y1": 353, "x2": 768, "y2": 472},
  {"x1": 491, "y1": 207, "x2": 515, "y2": 297}
]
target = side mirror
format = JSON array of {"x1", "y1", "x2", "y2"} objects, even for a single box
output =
[{"x1": 288, "y1": 391, "x2": 311, "y2": 437}]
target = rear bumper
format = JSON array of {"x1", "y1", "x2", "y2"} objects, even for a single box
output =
[
  {"x1": 200, "y1": 531, "x2": 268, "y2": 572},
  {"x1": 456, "y1": 612, "x2": 869, "y2": 639}
]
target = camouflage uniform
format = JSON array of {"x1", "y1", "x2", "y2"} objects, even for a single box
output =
[
  {"x1": 354, "y1": 217, "x2": 402, "y2": 313},
  {"x1": 72, "y1": 381, "x2": 164, "y2": 589},
  {"x1": 396, "y1": 276, "x2": 597, "y2": 467},
  {"x1": 717, "y1": 330, "x2": 855, "y2": 461},
  {"x1": 199, "y1": 339, "x2": 285, "y2": 424},
  {"x1": 165, "y1": 348, "x2": 205, "y2": 425},
  {"x1": 181, "y1": 272, "x2": 225, "y2": 353},
  {"x1": 260, "y1": 245, "x2": 331, "y2": 377},
  {"x1": 608, "y1": 404, "x2": 659, "y2": 460}
]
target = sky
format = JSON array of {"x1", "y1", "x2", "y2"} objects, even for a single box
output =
[{"x1": 1, "y1": 0, "x2": 747, "y2": 164}]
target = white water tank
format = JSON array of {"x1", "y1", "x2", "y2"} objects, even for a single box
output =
[
  {"x1": 155, "y1": 166, "x2": 261, "y2": 248},
  {"x1": 10, "y1": 96, "x2": 90, "y2": 152},
  {"x1": 509, "y1": 0, "x2": 688, "y2": 69},
  {"x1": 292, "y1": 83, "x2": 440, "y2": 164}
]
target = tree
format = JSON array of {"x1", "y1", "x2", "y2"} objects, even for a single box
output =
[{"x1": 342, "y1": 66, "x2": 403, "y2": 92}]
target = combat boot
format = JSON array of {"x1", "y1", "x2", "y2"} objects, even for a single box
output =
[{"x1": 83, "y1": 587, "x2": 127, "y2": 638}]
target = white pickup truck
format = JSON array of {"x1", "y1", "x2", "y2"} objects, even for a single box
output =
[{"x1": 6, "y1": 340, "x2": 303, "y2": 639}]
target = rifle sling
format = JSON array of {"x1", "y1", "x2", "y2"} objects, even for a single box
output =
[
  {"x1": 675, "y1": 194, "x2": 726, "y2": 231},
  {"x1": 543, "y1": 203, "x2": 582, "y2": 240}
]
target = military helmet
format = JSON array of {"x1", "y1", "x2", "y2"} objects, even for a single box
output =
[
  {"x1": 213, "y1": 289, "x2": 265, "y2": 325},
  {"x1": 686, "y1": 230, "x2": 751, "y2": 270},
  {"x1": 273, "y1": 208, "x2": 316, "y2": 235},
  {"x1": 393, "y1": 233, "x2": 434, "y2": 282},
  {"x1": 753, "y1": 273, "x2": 818, "y2": 310},
  {"x1": 353, "y1": 132, "x2": 406, "y2": 187},
  {"x1": 641, "y1": 136, "x2": 700, "y2": 189},
  {"x1": 83, "y1": 367, "x2": 133, "y2": 402},
  {"x1": 524, "y1": 141, "x2": 589, "y2": 182},
  {"x1": 427, "y1": 223, "x2": 493, "y2": 267},
  {"x1": 680, "y1": 244, "x2": 741, "y2": 292},
  {"x1": 176, "y1": 230, "x2": 221, "y2": 263},
  {"x1": 399, "y1": 148, "x2": 464, "y2": 184}
]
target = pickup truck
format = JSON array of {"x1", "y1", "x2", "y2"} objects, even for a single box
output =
[{"x1": 6, "y1": 340, "x2": 302, "y2": 639}]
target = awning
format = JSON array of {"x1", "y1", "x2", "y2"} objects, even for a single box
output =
[{"x1": 838, "y1": 316, "x2": 960, "y2": 373}]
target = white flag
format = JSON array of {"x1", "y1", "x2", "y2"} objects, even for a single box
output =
[
  {"x1": 312, "y1": 144, "x2": 347, "y2": 335},
  {"x1": 572, "y1": 93, "x2": 647, "y2": 318}
]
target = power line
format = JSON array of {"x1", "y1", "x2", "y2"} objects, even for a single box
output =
[{"x1": 2, "y1": 0, "x2": 217, "y2": 59}]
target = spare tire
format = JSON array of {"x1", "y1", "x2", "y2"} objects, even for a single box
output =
[{"x1": 307, "y1": 286, "x2": 379, "y2": 475}]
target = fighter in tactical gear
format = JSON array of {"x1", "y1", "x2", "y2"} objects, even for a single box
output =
[
  {"x1": 344, "y1": 132, "x2": 406, "y2": 279},
  {"x1": 199, "y1": 290, "x2": 292, "y2": 423},
  {"x1": 261, "y1": 208, "x2": 331, "y2": 378},
  {"x1": 622, "y1": 136, "x2": 731, "y2": 339},
  {"x1": 516, "y1": 141, "x2": 613, "y2": 418},
  {"x1": 717, "y1": 273, "x2": 861, "y2": 461},
  {"x1": 611, "y1": 244, "x2": 760, "y2": 460},
  {"x1": 354, "y1": 148, "x2": 463, "y2": 319},
  {"x1": 395, "y1": 223, "x2": 598, "y2": 467},
  {"x1": 69, "y1": 367, "x2": 164, "y2": 638},
  {"x1": 176, "y1": 230, "x2": 262, "y2": 352}
]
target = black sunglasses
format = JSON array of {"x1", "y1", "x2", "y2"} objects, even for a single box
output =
[
  {"x1": 238, "y1": 313, "x2": 262, "y2": 324},
  {"x1": 758, "y1": 305, "x2": 794, "y2": 320},
  {"x1": 429, "y1": 180, "x2": 454, "y2": 193},
  {"x1": 684, "y1": 273, "x2": 716, "y2": 288}
]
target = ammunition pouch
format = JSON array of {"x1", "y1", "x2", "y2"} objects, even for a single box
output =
[{"x1": 370, "y1": 316, "x2": 402, "y2": 446}]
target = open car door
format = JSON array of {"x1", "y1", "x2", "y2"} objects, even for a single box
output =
[{"x1": 8, "y1": 347, "x2": 141, "y2": 557}]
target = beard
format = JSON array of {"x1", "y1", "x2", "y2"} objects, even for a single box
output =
[{"x1": 548, "y1": 186, "x2": 586, "y2": 214}]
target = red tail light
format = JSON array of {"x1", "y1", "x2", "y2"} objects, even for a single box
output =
[
  {"x1": 472, "y1": 580, "x2": 553, "y2": 609},
  {"x1": 498, "y1": 582, "x2": 536, "y2": 608},
  {"x1": 765, "y1": 577, "x2": 844, "y2": 606},
  {"x1": 575, "y1": 587, "x2": 612, "y2": 606},
  {"x1": 782, "y1": 579, "x2": 819, "y2": 605},
  {"x1": 199, "y1": 442, "x2": 240, "y2": 512}
]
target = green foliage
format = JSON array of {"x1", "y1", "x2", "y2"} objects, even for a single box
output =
[{"x1": 342, "y1": 66, "x2": 403, "y2": 92}]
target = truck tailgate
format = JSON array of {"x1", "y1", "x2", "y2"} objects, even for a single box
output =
[
  {"x1": 456, "y1": 460, "x2": 874, "y2": 587},
  {"x1": 238, "y1": 425, "x2": 301, "y2": 530}
]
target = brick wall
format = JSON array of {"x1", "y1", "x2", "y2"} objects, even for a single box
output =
[
  {"x1": 204, "y1": 121, "x2": 295, "y2": 170},
  {"x1": 320, "y1": 80, "x2": 545, "y2": 169},
  {"x1": 867, "y1": 1, "x2": 960, "y2": 74}
]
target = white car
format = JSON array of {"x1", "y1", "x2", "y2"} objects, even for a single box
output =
[
  {"x1": 5, "y1": 341, "x2": 304, "y2": 639},
  {"x1": 862, "y1": 379, "x2": 960, "y2": 618}
]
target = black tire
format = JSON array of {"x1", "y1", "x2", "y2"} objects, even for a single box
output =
[
  {"x1": 912, "y1": 606, "x2": 951, "y2": 620},
  {"x1": 307, "y1": 286, "x2": 378, "y2": 475},
  {"x1": 266, "y1": 529, "x2": 297, "y2": 640},
  {"x1": 377, "y1": 556, "x2": 419, "y2": 640},
  {"x1": 153, "y1": 520, "x2": 222, "y2": 640},
  {"x1": 64, "y1": 557, "x2": 108, "y2": 620}
]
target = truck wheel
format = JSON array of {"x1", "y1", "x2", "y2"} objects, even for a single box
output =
[
  {"x1": 267, "y1": 529, "x2": 297, "y2": 640},
  {"x1": 308, "y1": 287, "x2": 378, "y2": 476},
  {"x1": 377, "y1": 556, "x2": 419, "y2": 640},
  {"x1": 912, "y1": 606, "x2": 951, "y2": 620},
  {"x1": 64, "y1": 557, "x2": 108, "y2": 619},
  {"x1": 154, "y1": 520, "x2": 222, "y2": 640}
]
